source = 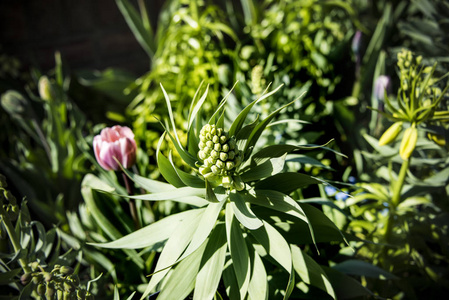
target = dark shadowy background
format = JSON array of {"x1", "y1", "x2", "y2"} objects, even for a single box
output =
[{"x1": 0, "y1": 0, "x2": 165, "y2": 75}]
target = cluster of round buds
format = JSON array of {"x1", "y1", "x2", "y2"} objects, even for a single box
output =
[
  {"x1": 21, "y1": 263, "x2": 93, "y2": 300},
  {"x1": 197, "y1": 124, "x2": 243, "y2": 189}
]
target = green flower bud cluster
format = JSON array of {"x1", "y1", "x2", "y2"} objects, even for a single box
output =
[
  {"x1": 24, "y1": 263, "x2": 93, "y2": 300},
  {"x1": 198, "y1": 124, "x2": 243, "y2": 189},
  {"x1": 0, "y1": 174, "x2": 19, "y2": 223}
]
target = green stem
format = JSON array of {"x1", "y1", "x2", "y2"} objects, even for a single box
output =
[
  {"x1": 122, "y1": 173, "x2": 141, "y2": 230},
  {"x1": 384, "y1": 158, "x2": 410, "y2": 245},
  {"x1": 391, "y1": 158, "x2": 410, "y2": 208},
  {"x1": 0, "y1": 206, "x2": 31, "y2": 273}
]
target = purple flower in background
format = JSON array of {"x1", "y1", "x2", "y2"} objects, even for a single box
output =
[
  {"x1": 374, "y1": 75, "x2": 391, "y2": 101},
  {"x1": 93, "y1": 125, "x2": 137, "y2": 171},
  {"x1": 325, "y1": 185, "x2": 337, "y2": 196},
  {"x1": 351, "y1": 30, "x2": 362, "y2": 55},
  {"x1": 335, "y1": 192, "x2": 349, "y2": 201}
]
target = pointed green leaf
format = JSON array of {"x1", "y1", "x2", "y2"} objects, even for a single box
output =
[
  {"x1": 226, "y1": 203, "x2": 251, "y2": 299},
  {"x1": 193, "y1": 223, "x2": 228, "y2": 300},
  {"x1": 122, "y1": 168, "x2": 175, "y2": 192},
  {"x1": 250, "y1": 220, "x2": 292, "y2": 273},
  {"x1": 177, "y1": 201, "x2": 225, "y2": 263},
  {"x1": 240, "y1": 154, "x2": 287, "y2": 182},
  {"x1": 245, "y1": 90, "x2": 307, "y2": 153},
  {"x1": 156, "y1": 133, "x2": 185, "y2": 187},
  {"x1": 229, "y1": 84, "x2": 284, "y2": 137},
  {"x1": 88, "y1": 209, "x2": 203, "y2": 250},
  {"x1": 230, "y1": 191, "x2": 263, "y2": 230},
  {"x1": 333, "y1": 260, "x2": 398, "y2": 280},
  {"x1": 160, "y1": 84, "x2": 198, "y2": 167},
  {"x1": 116, "y1": 0, "x2": 155, "y2": 59},
  {"x1": 247, "y1": 249, "x2": 268, "y2": 300},
  {"x1": 157, "y1": 240, "x2": 208, "y2": 300},
  {"x1": 291, "y1": 245, "x2": 336, "y2": 299},
  {"x1": 254, "y1": 172, "x2": 322, "y2": 194},
  {"x1": 142, "y1": 208, "x2": 205, "y2": 298}
]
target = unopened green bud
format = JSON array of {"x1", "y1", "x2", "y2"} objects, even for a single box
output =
[
  {"x1": 222, "y1": 176, "x2": 232, "y2": 188},
  {"x1": 38, "y1": 76, "x2": 55, "y2": 102},
  {"x1": 400, "y1": 126, "x2": 418, "y2": 160},
  {"x1": 198, "y1": 151, "x2": 207, "y2": 160},
  {"x1": 210, "y1": 126, "x2": 216, "y2": 135},
  {"x1": 210, "y1": 150, "x2": 219, "y2": 159},
  {"x1": 64, "y1": 281, "x2": 75, "y2": 292},
  {"x1": 220, "y1": 135, "x2": 228, "y2": 144},
  {"x1": 222, "y1": 144, "x2": 229, "y2": 152},
  {"x1": 219, "y1": 152, "x2": 228, "y2": 161},
  {"x1": 214, "y1": 143, "x2": 221, "y2": 151},
  {"x1": 59, "y1": 266, "x2": 73, "y2": 275},
  {"x1": 212, "y1": 135, "x2": 220, "y2": 144},
  {"x1": 379, "y1": 122, "x2": 403, "y2": 146},
  {"x1": 43, "y1": 272, "x2": 52, "y2": 282},
  {"x1": 228, "y1": 151, "x2": 235, "y2": 160},
  {"x1": 21, "y1": 273, "x2": 32, "y2": 285},
  {"x1": 31, "y1": 262, "x2": 40, "y2": 271},
  {"x1": 226, "y1": 161, "x2": 235, "y2": 170},
  {"x1": 206, "y1": 141, "x2": 213, "y2": 148},
  {"x1": 211, "y1": 165, "x2": 220, "y2": 175},
  {"x1": 215, "y1": 160, "x2": 224, "y2": 169}
]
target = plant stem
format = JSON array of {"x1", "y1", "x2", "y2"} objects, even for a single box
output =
[
  {"x1": 384, "y1": 158, "x2": 410, "y2": 245},
  {"x1": 391, "y1": 158, "x2": 410, "y2": 208},
  {"x1": 0, "y1": 206, "x2": 31, "y2": 273},
  {"x1": 122, "y1": 173, "x2": 141, "y2": 230}
]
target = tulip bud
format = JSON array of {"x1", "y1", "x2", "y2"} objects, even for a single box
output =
[
  {"x1": 400, "y1": 127, "x2": 418, "y2": 160},
  {"x1": 93, "y1": 126, "x2": 137, "y2": 171},
  {"x1": 379, "y1": 122, "x2": 403, "y2": 146}
]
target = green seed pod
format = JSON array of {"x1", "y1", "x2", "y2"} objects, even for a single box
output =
[
  {"x1": 21, "y1": 273, "x2": 32, "y2": 285},
  {"x1": 43, "y1": 272, "x2": 52, "y2": 282},
  {"x1": 379, "y1": 122, "x2": 403, "y2": 146},
  {"x1": 37, "y1": 283, "x2": 46, "y2": 296},
  {"x1": 45, "y1": 283, "x2": 55, "y2": 300},
  {"x1": 59, "y1": 266, "x2": 73, "y2": 275},
  {"x1": 400, "y1": 126, "x2": 418, "y2": 160}
]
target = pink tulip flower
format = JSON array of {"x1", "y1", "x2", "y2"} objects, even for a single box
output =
[{"x1": 93, "y1": 125, "x2": 137, "y2": 171}]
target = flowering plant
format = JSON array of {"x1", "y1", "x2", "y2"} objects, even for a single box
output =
[{"x1": 88, "y1": 83, "x2": 358, "y2": 299}]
